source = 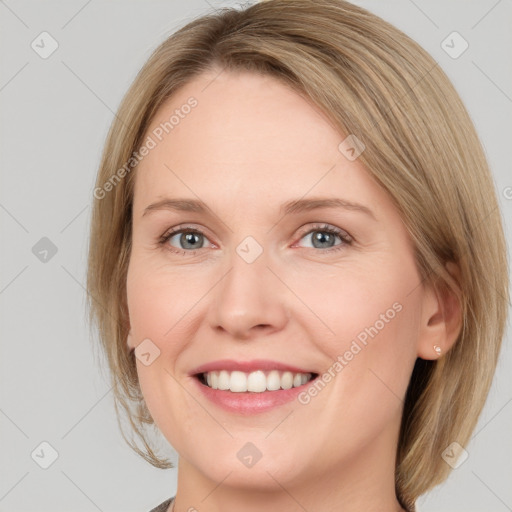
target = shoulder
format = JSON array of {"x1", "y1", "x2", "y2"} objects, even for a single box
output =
[{"x1": 148, "y1": 496, "x2": 174, "y2": 512}]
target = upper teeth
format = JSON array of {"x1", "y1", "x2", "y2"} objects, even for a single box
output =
[{"x1": 204, "y1": 370, "x2": 313, "y2": 393}]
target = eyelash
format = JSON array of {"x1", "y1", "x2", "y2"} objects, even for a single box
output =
[{"x1": 158, "y1": 223, "x2": 353, "y2": 256}]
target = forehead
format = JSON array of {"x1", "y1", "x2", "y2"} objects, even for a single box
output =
[{"x1": 132, "y1": 70, "x2": 388, "y2": 218}]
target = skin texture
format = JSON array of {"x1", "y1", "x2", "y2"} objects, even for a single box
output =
[{"x1": 126, "y1": 69, "x2": 461, "y2": 512}]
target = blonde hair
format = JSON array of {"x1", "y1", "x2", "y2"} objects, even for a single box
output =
[{"x1": 86, "y1": 0, "x2": 509, "y2": 508}]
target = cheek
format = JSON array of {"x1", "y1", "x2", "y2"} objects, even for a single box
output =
[
  {"x1": 343, "y1": 302, "x2": 420, "y2": 423},
  {"x1": 125, "y1": 258, "x2": 208, "y2": 416},
  {"x1": 289, "y1": 259, "x2": 415, "y2": 349},
  {"x1": 126, "y1": 256, "x2": 196, "y2": 345},
  {"x1": 127, "y1": 283, "x2": 171, "y2": 339},
  {"x1": 296, "y1": 260, "x2": 421, "y2": 405},
  {"x1": 126, "y1": 258, "x2": 200, "y2": 434}
]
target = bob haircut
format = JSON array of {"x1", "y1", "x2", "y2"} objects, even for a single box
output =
[{"x1": 86, "y1": 0, "x2": 509, "y2": 509}]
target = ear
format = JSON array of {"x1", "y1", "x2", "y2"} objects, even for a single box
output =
[{"x1": 417, "y1": 262, "x2": 463, "y2": 360}]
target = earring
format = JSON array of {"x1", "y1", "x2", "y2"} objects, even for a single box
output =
[{"x1": 433, "y1": 345, "x2": 442, "y2": 356}]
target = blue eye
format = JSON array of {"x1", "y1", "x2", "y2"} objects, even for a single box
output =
[
  {"x1": 159, "y1": 227, "x2": 210, "y2": 255},
  {"x1": 159, "y1": 223, "x2": 353, "y2": 255},
  {"x1": 294, "y1": 224, "x2": 353, "y2": 253},
  {"x1": 296, "y1": 223, "x2": 353, "y2": 252}
]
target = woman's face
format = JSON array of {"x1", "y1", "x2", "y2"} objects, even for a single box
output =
[{"x1": 126, "y1": 69, "x2": 437, "y2": 492}]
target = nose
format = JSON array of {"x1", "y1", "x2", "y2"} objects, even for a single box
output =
[{"x1": 207, "y1": 249, "x2": 290, "y2": 340}]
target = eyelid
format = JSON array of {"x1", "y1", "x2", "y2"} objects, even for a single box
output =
[
  {"x1": 290, "y1": 223, "x2": 353, "y2": 254},
  {"x1": 159, "y1": 222, "x2": 353, "y2": 254},
  {"x1": 293, "y1": 223, "x2": 353, "y2": 244},
  {"x1": 159, "y1": 224, "x2": 216, "y2": 249}
]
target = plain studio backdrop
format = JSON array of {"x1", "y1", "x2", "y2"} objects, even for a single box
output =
[{"x1": 0, "y1": 1, "x2": 511, "y2": 511}]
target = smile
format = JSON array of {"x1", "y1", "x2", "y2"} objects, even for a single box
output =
[{"x1": 198, "y1": 370, "x2": 317, "y2": 393}]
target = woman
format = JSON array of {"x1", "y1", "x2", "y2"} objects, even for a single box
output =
[{"x1": 86, "y1": 1, "x2": 509, "y2": 511}]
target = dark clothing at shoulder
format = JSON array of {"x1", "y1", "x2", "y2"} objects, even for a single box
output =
[{"x1": 148, "y1": 496, "x2": 174, "y2": 512}]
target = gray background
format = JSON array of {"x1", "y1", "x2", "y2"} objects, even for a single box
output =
[{"x1": 0, "y1": 1, "x2": 510, "y2": 511}]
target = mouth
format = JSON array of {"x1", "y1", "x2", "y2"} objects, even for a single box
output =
[
  {"x1": 189, "y1": 359, "x2": 321, "y2": 413},
  {"x1": 194, "y1": 370, "x2": 319, "y2": 393}
]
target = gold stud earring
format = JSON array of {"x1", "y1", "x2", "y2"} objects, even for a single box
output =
[{"x1": 434, "y1": 345, "x2": 442, "y2": 356}]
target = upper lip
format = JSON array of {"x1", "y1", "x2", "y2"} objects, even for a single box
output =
[{"x1": 190, "y1": 359, "x2": 317, "y2": 376}]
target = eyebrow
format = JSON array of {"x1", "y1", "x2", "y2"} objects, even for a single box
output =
[{"x1": 142, "y1": 197, "x2": 376, "y2": 220}]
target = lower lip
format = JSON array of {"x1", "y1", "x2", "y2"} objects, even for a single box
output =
[{"x1": 193, "y1": 375, "x2": 317, "y2": 415}]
